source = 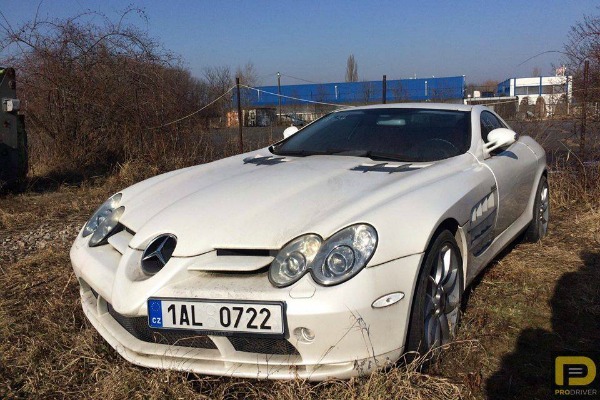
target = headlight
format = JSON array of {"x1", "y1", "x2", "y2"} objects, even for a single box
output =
[
  {"x1": 269, "y1": 224, "x2": 377, "y2": 288},
  {"x1": 311, "y1": 224, "x2": 377, "y2": 286},
  {"x1": 269, "y1": 234, "x2": 322, "y2": 287},
  {"x1": 82, "y1": 193, "x2": 124, "y2": 247}
]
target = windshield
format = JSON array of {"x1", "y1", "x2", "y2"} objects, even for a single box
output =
[{"x1": 272, "y1": 108, "x2": 471, "y2": 162}]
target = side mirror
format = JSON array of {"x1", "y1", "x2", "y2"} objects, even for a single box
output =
[
  {"x1": 283, "y1": 126, "x2": 299, "y2": 139},
  {"x1": 484, "y1": 128, "x2": 516, "y2": 154}
]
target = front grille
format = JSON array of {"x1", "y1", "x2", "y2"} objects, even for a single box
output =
[
  {"x1": 216, "y1": 248, "x2": 276, "y2": 257},
  {"x1": 107, "y1": 304, "x2": 217, "y2": 349},
  {"x1": 228, "y1": 336, "x2": 300, "y2": 356}
]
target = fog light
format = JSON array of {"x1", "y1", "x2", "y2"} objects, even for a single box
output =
[{"x1": 293, "y1": 327, "x2": 315, "y2": 343}]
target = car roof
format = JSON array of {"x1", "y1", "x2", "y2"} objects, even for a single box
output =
[{"x1": 334, "y1": 102, "x2": 476, "y2": 113}]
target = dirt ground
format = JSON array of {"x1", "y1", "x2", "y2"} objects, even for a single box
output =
[{"x1": 0, "y1": 172, "x2": 599, "y2": 399}]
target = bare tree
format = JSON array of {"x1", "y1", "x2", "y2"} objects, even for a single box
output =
[
  {"x1": 204, "y1": 65, "x2": 233, "y2": 94},
  {"x1": 236, "y1": 61, "x2": 259, "y2": 107},
  {"x1": 465, "y1": 80, "x2": 499, "y2": 97},
  {"x1": 563, "y1": 10, "x2": 600, "y2": 103},
  {"x1": 563, "y1": 10, "x2": 600, "y2": 160},
  {"x1": 314, "y1": 84, "x2": 329, "y2": 113},
  {"x1": 235, "y1": 61, "x2": 259, "y2": 86},
  {"x1": 345, "y1": 54, "x2": 358, "y2": 82},
  {"x1": 391, "y1": 82, "x2": 412, "y2": 102},
  {"x1": 532, "y1": 66, "x2": 542, "y2": 77},
  {"x1": 203, "y1": 65, "x2": 233, "y2": 120},
  {"x1": 361, "y1": 81, "x2": 374, "y2": 104},
  {"x1": 479, "y1": 80, "x2": 499, "y2": 94},
  {"x1": 465, "y1": 83, "x2": 478, "y2": 98}
]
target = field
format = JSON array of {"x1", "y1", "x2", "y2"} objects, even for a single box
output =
[{"x1": 1, "y1": 124, "x2": 599, "y2": 399}]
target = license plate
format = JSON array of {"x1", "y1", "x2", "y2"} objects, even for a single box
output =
[{"x1": 147, "y1": 298, "x2": 285, "y2": 335}]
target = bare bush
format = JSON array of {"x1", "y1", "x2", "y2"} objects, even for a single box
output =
[
  {"x1": 550, "y1": 159, "x2": 600, "y2": 209},
  {"x1": 535, "y1": 96, "x2": 546, "y2": 118},
  {"x1": 0, "y1": 8, "x2": 212, "y2": 178}
]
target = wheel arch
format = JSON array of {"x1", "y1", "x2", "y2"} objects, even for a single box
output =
[
  {"x1": 426, "y1": 218, "x2": 468, "y2": 286},
  {"x1": 403, "y1": 219, "x2": 466, "y2": 355}
]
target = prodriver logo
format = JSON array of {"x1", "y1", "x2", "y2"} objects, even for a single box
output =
[{"x1": 554, "y1": 354, "x2": 599, "y2": 398}]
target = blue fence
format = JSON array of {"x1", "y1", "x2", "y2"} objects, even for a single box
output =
[{"x1": 243, "y1": 76, "x2": 465, "y2": 106}]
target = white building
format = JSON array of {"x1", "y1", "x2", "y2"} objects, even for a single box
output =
[{"x1": 497, "y1": 75, "x2": 572, "y2": 115}]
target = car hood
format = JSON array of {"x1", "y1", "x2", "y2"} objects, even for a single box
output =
[{"x1": 121, "y1": 150, "x2": 467, "y2": 256}]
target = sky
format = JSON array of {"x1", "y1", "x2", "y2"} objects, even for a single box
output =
[{"x1": 1, "y1": 1, "x2": 598, "y2": 86}]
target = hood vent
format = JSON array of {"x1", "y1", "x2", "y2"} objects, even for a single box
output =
[{"x1": 243, "y1": 156, "x2": 287, "y2": 166}]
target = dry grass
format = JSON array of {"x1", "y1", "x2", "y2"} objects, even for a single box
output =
[
  {"x1": 550, "y1": 160, "x2": 600, "y2": 209},
  {"x1": 1, "y1": 155, "x2": 599, "y2": 399}
]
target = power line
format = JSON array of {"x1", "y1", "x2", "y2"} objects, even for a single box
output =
[
  {"x1": 280, "y1": 73, "x2": 322, "y2": 84},
  {"x1": 515, "y1": 50, "x2": 567, "y2": 68},
  {"x1": 148, "y1": 85, "x2": 236, "y2": 129},
  {"x1": 255, "y1": 72, "x2": 279, "y2": 83},
  {"x1": 241, "y1": 84, "x2": 353, "y2": 108}
]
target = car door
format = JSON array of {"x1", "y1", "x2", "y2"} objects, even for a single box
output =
[{"x1": 480, "y1": 111, "x2": 537, "y2": 235}]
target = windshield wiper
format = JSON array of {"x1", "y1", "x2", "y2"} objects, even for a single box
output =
[
  {"x1": 270, "y1": 148, "x2": 331, "y2": 157},
  {"x1": 270, "y1": 148, "x2": 414, "y2": 162},
  {"x1": 349, "y1": 150, "x2": 414, "y2": 162}
]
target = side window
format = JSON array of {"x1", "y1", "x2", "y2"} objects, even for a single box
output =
[{"x1": 480, "y1": 111, "x2": 503, "y2": 143}]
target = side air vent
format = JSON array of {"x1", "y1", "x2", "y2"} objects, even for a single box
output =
[{"x1": 469, "y1": 190, "x2": 498, "y2": 256}]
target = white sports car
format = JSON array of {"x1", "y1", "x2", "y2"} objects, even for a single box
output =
[{"x1": 71, "y1": 103, "x2": 548, "y2": 380}]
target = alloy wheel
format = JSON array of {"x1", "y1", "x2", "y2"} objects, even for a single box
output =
[{"x1": 424, "y1": 244, "x2": 461, "y2": 348}]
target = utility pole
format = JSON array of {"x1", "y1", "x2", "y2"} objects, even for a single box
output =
[
  {"x1": 566, "y1": 74, "x2": 570, "y2": 116},
  {"x1": 382, "y1": 75, "x2": 387, "y2": 104},
  {"x1": 580, "y1": 59, "x2": 589, "y2": 163},
  {"x1": 277, "y1": 72, "x2": 282, "y2": 125},
  {"x1": 236, "y1": 77, "x2": 243, "y2": 153}
]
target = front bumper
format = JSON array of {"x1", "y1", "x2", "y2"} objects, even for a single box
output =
[{"x1": 71, "y1": 236, "x2": 423, "y2": 380}]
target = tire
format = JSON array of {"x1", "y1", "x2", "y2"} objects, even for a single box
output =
[
  {"x1": 524, "y1": 175, "x2": 549, "y2": 242},
  {"x1": 405, "y1": 230, "x2": 464, "y2": 359}
]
